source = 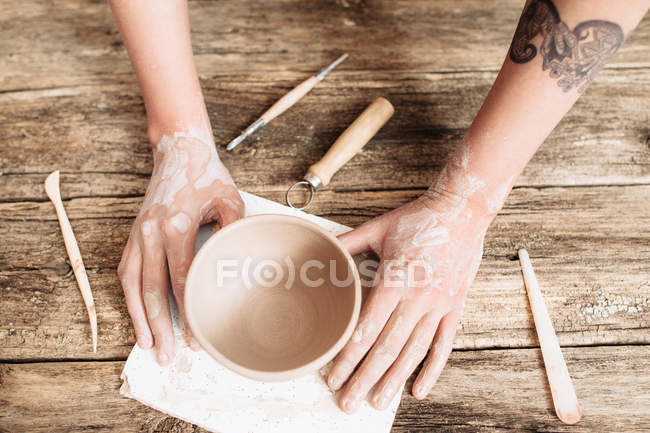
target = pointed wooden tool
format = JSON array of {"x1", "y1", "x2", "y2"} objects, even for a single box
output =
[
  {"x1": 518, "y1": 249, "x2": 581, "y2": 424},
  {"x1": 45, "y1": 171, "x2": 97, "y2": 352}
]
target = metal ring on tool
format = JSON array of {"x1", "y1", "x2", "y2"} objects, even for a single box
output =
[{"x1": 286, "y1": 181, "x2": 315, "y2": 210}]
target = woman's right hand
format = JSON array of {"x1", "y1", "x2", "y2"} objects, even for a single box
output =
[{"x1": 118, "y1": 132, "x2": 244, "y2": 365}]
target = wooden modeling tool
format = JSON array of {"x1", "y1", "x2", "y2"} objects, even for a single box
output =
[
  {"x1": 286, "y1": 97, "x2": 394, "y2": 210},
  {"x1": 518, "y1": 249, "x2": 581, "y2": 424},
  {"x1": 45, "y1": 171, "x2": 98, "y2": 353},
  {"x1": 226, "y1": 53, "x2": 349, "y2": 151}
]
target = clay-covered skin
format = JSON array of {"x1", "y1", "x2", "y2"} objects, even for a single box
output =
[
  {"x1": 108, "y1": 0, "x2": 648, "y2": 405},
  {"x1": 108, "y1": 0, "x2": 246, "y2": 366},
  {"x1": 328, "y1": 139, "x2": 514, "y2": 412},
  {"x1": 324, "y1": 0, "x2": 649, "y2": 406},
  {"x1": 118, "y1": 132, "x2": 244, "y2": 365}
]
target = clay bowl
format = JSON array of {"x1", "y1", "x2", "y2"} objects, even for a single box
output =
[{"x1": 185, "y1": 214, "x2": 361, "y2": 381}]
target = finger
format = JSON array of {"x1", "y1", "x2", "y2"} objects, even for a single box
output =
[
  {"x1": 218, "y1": 197, "x2": 244, "y2": 227},
  {"x1": 164, "y1": 214, "x2": 201, "y2": 351},
  {"x1": 412, "y1": 308, "x2": 461, "y2": 399},
  {"x1": 328, "y1": 273, "x2": 401, "y2": 392},
  {"x1": 371, "y1": 311, "x2": 441, "y2": 409},
  {"x1": 117, "y1": 238, "x2": 153, "y2": 349},
  {"x1": 338, "y1": 303, "x2": 422, "y2": 413},
  {"x1": 140, "y1": 219, "x2": 175, "y2": 366},
  {"x1": 338, "y1": 217, "x2": 386, "y2": 256},
  {"x1": 202, "y1": 194, "x2": 245, "y2": 228}
]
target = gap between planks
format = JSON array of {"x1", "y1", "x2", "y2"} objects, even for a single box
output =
[
  {"x1": 2, "y1": 340, "x2": 648, "y2": 365},
  {"x1": 2, "y1": 183, "x2": 650, "y2": 205}
]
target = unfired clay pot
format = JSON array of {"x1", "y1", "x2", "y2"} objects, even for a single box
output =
[{"x1": 185, "y1": 214, "x2": 361, "y2": 381}]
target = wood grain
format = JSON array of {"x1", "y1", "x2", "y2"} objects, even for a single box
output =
[
  {"x1": 1, "y1": 69, "x2": 648, "y2": 194},
  {"x1": 1, "y1": 2, "x2": 649, "y2": 194},
  {"x1": 1, "y1": 186, "x2": 648, "y2": 360},
  {"x1": 2, "y1": 0, "x2": 649, "y2": 92},
  {"x1": 1, "y1": 346, "x2": 648, "y2": 432},
  {"x1": 1, "y1": 0, "x2": 648, "y2": 430}
]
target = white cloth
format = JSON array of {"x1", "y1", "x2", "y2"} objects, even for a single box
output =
[{"x1": 120, "y1": 191, "x2": 402, "y2": 433}]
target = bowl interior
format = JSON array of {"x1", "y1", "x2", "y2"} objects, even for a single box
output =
[{"x1": 186, "y1": 215, "x2": 359, "y2": 378}]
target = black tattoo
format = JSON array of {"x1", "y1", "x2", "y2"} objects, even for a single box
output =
[{"x1": 509, "y1": 0, "x2": 624, "y2": 93}]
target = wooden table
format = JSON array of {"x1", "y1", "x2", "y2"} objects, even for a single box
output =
[{"x1": 1, "y1": 1, "x2": 649, "y2": 431}]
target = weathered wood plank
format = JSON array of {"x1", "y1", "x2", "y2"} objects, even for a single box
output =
[
  {"x1": 1, "y1": 346, "x2": 648, "y2": 432},
  {"x1": 395, "y1": 345, "x2": 650, "y2": 433},
  {"x1": 1, "y1": 0, "x2": 649, "y2": 92},
  {"x1": 1, "y1": 0, "x2": 648, "y2": 430},
  {"x1": 1, "y1": 186, "x2": 648, "y2": 360},
  {"x1": 1, "y1": 68, "x2": 649, "y2": 195},
  {"x1": 0, "y1": 173, "x2": 149, "y2": 203}
]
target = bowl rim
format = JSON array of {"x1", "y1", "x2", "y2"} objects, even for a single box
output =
[{"x1": 184, "y1": 213, "x2": 361, "y2": 382}]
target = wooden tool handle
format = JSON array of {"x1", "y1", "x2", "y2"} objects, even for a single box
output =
[
  {"x1": 307, "y1": 97, "x2": 394, "y2": 187},
  {"x1": 261, "y1": 76, "x2": 319, "y2": 122}
]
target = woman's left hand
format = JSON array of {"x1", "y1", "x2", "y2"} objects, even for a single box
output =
[{"x1": 327, "y1": 187, "x2": 493, "y2": 412}]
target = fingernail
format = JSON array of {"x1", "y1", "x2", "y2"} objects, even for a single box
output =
[
  {"x1": 374, "y1": 393, "x2": 390, "y2": 409},
  {"x1": 157, "y1": 351, "x2": 169, "y2": 365},
  {"x1": 413, "y1": 385, "x2": 425, "y2": 399},
  {"x1": 189, "y1": 338, "x2": 201, "y2": 351},
  {"x1": 342, "y1": 398, "x2": 358, "y2": 413},
  {"x1": 137, "y1": 333, "x2": 152, "y2": 349},
  {"x1": 328, "y1": 375, "x2": 343, "y2": 390}
]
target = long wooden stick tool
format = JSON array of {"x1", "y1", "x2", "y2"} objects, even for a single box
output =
[
  {"x1": 518, "y1": 249, "x2": 581, "y2": 424},
  {"x1": 45, "y1": 170, "x2": 98, "y2": 352},
  {"x1": 226, "y1": 53, "x2": 348, "y2": 151},
  {"x1": 286, "y1": 97, "x2": 394, "y2": 210}
]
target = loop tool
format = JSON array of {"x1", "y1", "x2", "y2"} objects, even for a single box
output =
[{"x1": 286, "y1": 97, "x2": 394, "y2": 210}]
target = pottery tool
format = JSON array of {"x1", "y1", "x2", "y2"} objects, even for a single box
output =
[
  {"x1": 45, "y1": 170, "x2": 98, "y2": 353},
  {"x1": 226, "y1": 53, "x2": 349, "y2": 151},
  {"x1": 121, "y1": 191, "x2": 402, "y2": 433},
  {"x1": 518, "y1": 249, "x2": 581, "y2": 425},
  {"x1": 286, "y1": 97, "x2": 394, "y2": 210}
]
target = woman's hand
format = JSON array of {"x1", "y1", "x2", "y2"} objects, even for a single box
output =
[
  {"x1": 118, "y1": 133, "x2": 244, "y2": 365},
  {"x1": 327, "y1": 145, "x2": 499, "y2": 411}
]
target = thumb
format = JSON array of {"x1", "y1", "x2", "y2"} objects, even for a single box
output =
[
  {"x1": 207, "y1": 194, "x2": 245, "y2": 232},
  {"x1": 338, "y1": 217, "x2": 387, "y2": 256},
  {"x1": 218, "y1": 204, "x2": 243, "y2": 228}
]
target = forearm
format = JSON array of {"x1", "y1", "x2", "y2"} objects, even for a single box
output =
[
  {"x1": 435, "y1": 0, "x2": 649, "y2": 219},
  {"x1": 112, "y1": 2, "x2": 244, "y2": 363},
  {"x1": 109, "y1": 0, "x2": 211, "y2": 145}
]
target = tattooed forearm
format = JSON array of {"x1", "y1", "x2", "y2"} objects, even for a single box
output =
[{"x1": 509, "y1": 0, "x2": 624, "y2": 93}]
